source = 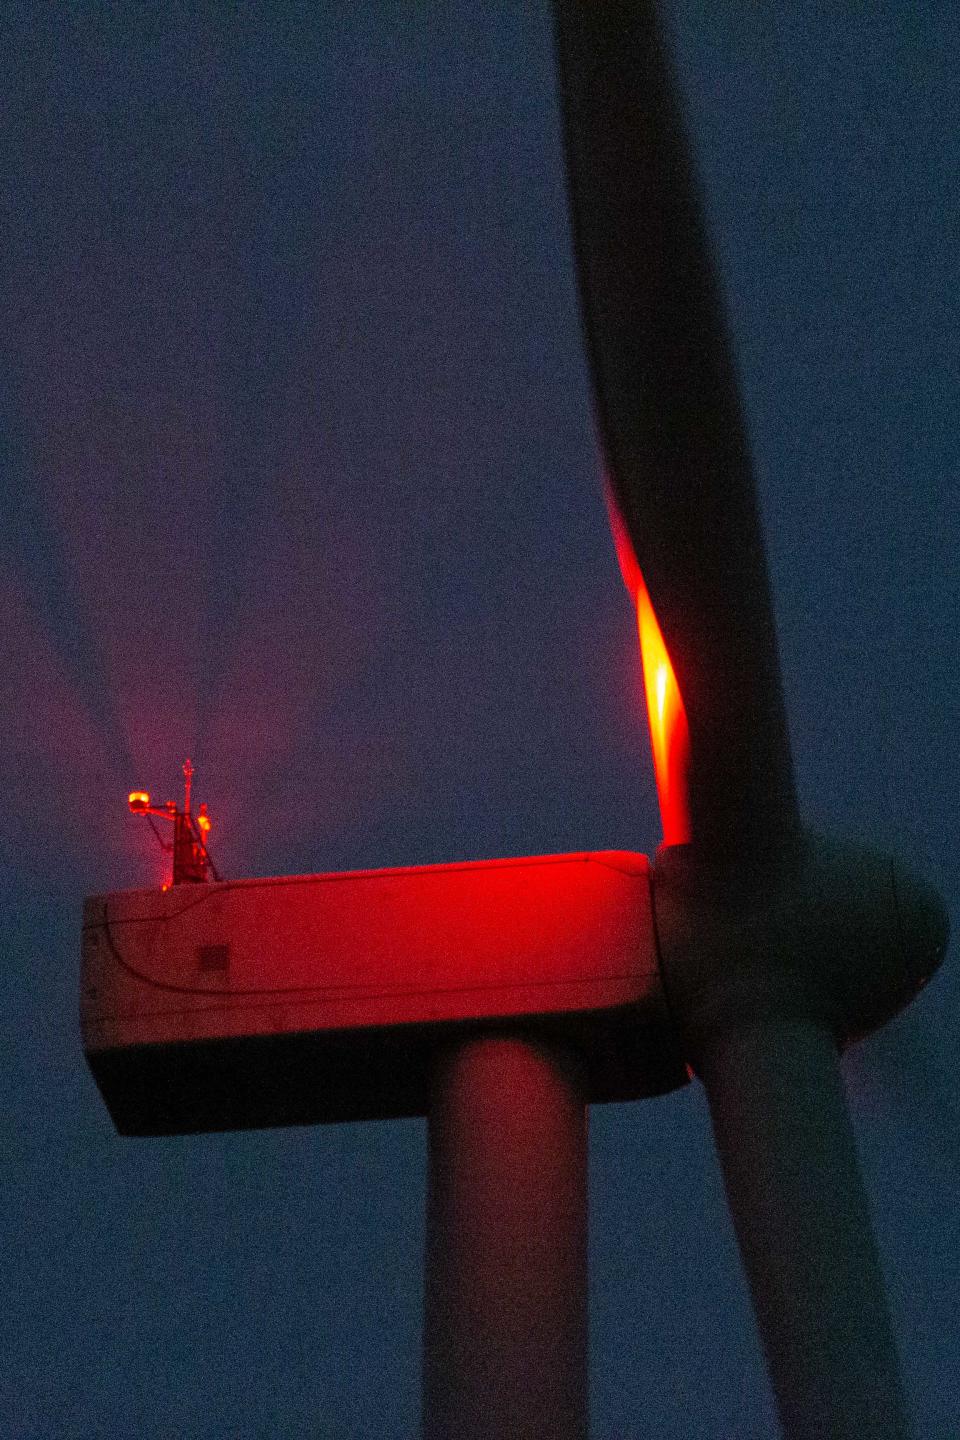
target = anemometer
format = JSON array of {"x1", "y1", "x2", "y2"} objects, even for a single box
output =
[{"x1": 126, "y1": 758, "x2": 218, "y2": 887}]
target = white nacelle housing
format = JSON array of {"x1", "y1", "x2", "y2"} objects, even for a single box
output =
[{"x1": 81, "y1": 851, "x2": 685, "y2": 1134}]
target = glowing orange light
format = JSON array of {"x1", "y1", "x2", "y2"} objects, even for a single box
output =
[
  {"x1": 197, "y1": 808, "x2": 211, "y2": 833},
  {"x1": 602, "y1": 479, "x2": 692, "y2": 845},
  {"x1": 636, "y1": 580, "x2": 691, "y2": 846},
  {"x1": 128, "y1": 791, "x2": 150, "y2": 813}
]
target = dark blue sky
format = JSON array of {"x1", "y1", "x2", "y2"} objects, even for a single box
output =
[{"x1": 1, "y1": 4, "x2": 957, "y2": 1436}]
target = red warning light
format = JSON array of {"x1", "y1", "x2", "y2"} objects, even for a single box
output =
[
  {"x1": 128, "y1": 791, "x2": 150, "y2": 813},
  {"x1": 197, "y1": 805, "x2": 211, "y2": 834}
]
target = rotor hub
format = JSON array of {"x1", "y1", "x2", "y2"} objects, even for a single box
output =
[{"x1": 652, "y1": 831, "x2": 949, "y2": 1067}]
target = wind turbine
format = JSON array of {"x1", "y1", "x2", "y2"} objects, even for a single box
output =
[
  {"x1": 80, "y1": 7, "x2": 950, "y2": 1440},
  {"x1": 553, "y1": 3, "x2": 949, "y2": 1436}
]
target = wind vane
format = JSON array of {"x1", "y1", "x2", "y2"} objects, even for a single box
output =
[{"x1": 127, "y1": 758, "x2": 218, "y2": 886}]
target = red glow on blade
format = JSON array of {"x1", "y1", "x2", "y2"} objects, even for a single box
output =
[
  {"x1": 636, "y1": 581, "x2": 691, "y2": 846},
  {"x1": 602, "y1": 481, "x2": 691, "y2": 845},
  {"x1": 603, "y1": 481, "x2": 643, "y2": 602}
]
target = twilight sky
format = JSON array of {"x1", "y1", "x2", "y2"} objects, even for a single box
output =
[{"x1": 1, "y1": 3, "x2": 958, "y2": 1436}]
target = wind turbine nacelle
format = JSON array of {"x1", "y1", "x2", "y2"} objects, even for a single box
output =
[{"x1": 81, "y1": 851, "x2": 687, "y2": 1135}]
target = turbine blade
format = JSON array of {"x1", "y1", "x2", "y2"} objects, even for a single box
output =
[
  {"x1": 553, "y1": 0, "x2": 798, "y2": 858},
  {"x1": 696, "y1": 1018, "x2": 912, "y2": 1436}
]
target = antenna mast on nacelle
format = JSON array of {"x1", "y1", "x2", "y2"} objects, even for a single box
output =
[{"x1": 127, "y1": 758, "x2": 219, "y2": 886}]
